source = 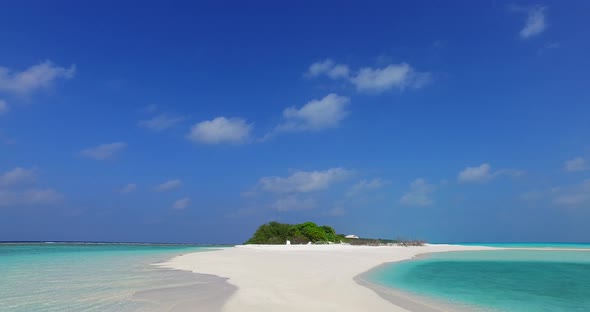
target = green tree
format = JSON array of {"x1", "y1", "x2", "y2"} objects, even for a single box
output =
[
  {"x1": 245, "y1": 221, "x2": 291, "y2": 244},
  {"x1": 245, "y1": 221, "x2": 343, "y2": 244}
]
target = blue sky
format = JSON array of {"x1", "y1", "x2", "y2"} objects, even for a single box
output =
[{"x1": 1, "y1": 1, "x2": 589, "y2": 244}]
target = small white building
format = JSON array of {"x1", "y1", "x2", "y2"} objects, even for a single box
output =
[{"x1": 345, "y1": 234, "x2": 359, "y2": 239}]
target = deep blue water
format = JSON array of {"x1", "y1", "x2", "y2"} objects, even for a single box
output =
[
  {"x1": 0, "y1": 243, "x2": 217, "y2": 311},
  {"x1": 366, "y1": 249, "x2": 590, "y2": 312}
]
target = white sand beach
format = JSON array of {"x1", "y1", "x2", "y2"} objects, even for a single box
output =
[{"x1": 161, "y1": 244, "x2": 494, "y2": 312}]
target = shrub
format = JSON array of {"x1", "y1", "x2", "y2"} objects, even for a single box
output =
[
  {"x1": 245, "y1": 221, "x2": 340, "y2": 244},
  {"x1": 244, "y1": 222, "x2": 427, "y2": 246}
]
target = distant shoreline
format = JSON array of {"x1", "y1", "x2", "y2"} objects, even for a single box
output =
[{"x1": 0, "y1": 241, "x2": 234, "y2": 246}]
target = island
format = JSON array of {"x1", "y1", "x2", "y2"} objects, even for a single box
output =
[{"x1": 245, "y1": 221, "x2": 426, "y2": 246}]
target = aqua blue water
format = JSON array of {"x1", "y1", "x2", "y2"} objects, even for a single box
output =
[
  {"x1": 366, "y1": 249, "x2": 590, "y2": 312},
  {"x1": 0, "y1": 243, "x2": 218, "y2": 311},
  {"x1": 454, "y1": 242, "x2": 590, "y2": 249}
]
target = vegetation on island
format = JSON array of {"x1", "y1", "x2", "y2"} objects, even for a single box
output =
[
  {"x1": 245, "y1": 221, "x2": 342, "y2": 244},
  {"x1": 245, "y1": 221, "x2": 426, "y2": 246},
  {"x1": 347, "y1": 238, "x2": 426, "y2": 246}
]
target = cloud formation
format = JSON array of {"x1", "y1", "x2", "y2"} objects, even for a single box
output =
[
  {"x1": 187, "y1": 117, "x2": 252, "y2": 144},
  {"x1": 564, "y1": 157, "x2": 588, "y2": 172},
  {"x1": 0, "y1": 167, "x2": 63, "y2": 207},
  {"x1": 277, "y1": 94, "x2": 350, "y2": 132},
  {"x1": 553, "y1": 180, "x2": 590, "y2": 206},
  {"x1": 0, "y1": 99, "x2": 8, "y2": 115},
  {"x1": 306, "y1": 59, "x2": 431, "y2": 93},
  {"x1": 0, "y1": 188, "x2": 63, "y2": 207},
  {"x1": 458, "y1": 163, "x2": 523, "y2": 183},
  {"x1": 0, "y1": 167, "x2": 36, "y2": 187},
  {"x1": 346, "y1": 178, "x2": 388, "y2": 197},
  {"x1": 458, "y1": 163, "x2": 493, "y2": 183},
  {"x1": 23, "y1": 189, "x2": 63, "y2": 205},
  {"x1": 138, "y1": 114, "x2": 186, "y2": 132},
  {"x1": 516, "y1": 5, "x2": 547, "y2": 39},
  {"x1": 351, "y1": 63, "x2": 431, "y2": 92},
  {"x1": 172, "y1": 197, "x2": 191, "y2": 210},
  {"x1": 400, "y1": 178, "x2": 435, "y2": 206},
  {"x1": 155, "y1": 179, "x2": 182, "y2": 192},
  {"x1": 79, "y1": 142, "x2": 127, "y2": 160},
  {"x1": 306, "y1": 59, "x2": 350, "y2": 79},
  {"x1": 258, "y1": 168, "x2": 351, "y2": 193},
  {"x1": 120, "y1": 183, "x2": 137, "y2": 194},
  {"x1": 0, "y1": 60, "x2": 76, "y2": 95}
]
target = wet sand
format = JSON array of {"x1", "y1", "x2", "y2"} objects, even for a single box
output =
[{"x1": 132, "y1": 269, "x2": 237, "y2": 311}]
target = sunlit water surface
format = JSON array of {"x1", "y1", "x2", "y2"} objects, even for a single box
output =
[{"x1": 0, "y1": 243, "x2": 218, "y2": 311}]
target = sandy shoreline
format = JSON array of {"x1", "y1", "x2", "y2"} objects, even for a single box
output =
[
  {"x1": 132, "y1": 270, "x2": 237, "y2": 312},
  {"x1": 159, "y1": 244, "x2": 495, "y2": 311}
]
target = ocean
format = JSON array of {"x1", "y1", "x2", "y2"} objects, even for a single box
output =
[
  {"x1": 5, "y1": 243, "x2": 590, "y2": 312},
  {"x1": 365, "y1": 244, "x2": 590, "y2": 312},
  {"x1": 0, "y1": 243, "x2": 227, "y2": 311}
]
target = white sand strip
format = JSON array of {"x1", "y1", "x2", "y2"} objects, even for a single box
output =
[{"x1": 160, "y1": 244, "x2": 494, "y2": 312}]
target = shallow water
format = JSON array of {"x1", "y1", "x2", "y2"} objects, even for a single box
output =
[
  {"x1": 454, "y1": 242, "x2": 590, "y2": 249},
  {"x1": 0, "y1": 243, "x2": 229, "y2": 311},
  {"x1": 366, "y1": 250, "x2": 590, "y2": 312}
]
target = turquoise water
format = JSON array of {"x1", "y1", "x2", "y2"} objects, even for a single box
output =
[
  {"x1": 0, "y1": 243, "x2": 218, "y2": 311},
  {"x1": 367, "y1": 250, "x2": 590, "y2": 312},
  {"x1": 455, "y1": 242, "x2": 590, "y2": 249}
]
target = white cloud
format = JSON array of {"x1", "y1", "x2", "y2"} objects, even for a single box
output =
[
  {"x1": 553, "y1": 180, "x2": 590, "y2": 206},
  {"x1": 0, "y1": 61, "x2": 76, "y2": 95},
  {"x1": 277, "y1": 94, "x2": 350, "y2": 132},
  {"x1": 458, "y1": 163, "x2": 523, "y2": 183},
  {"x1": 518, "y1": 6, "x2": 547, "y2": 39},
  {"x1": 155, "y1": 179, "x2": 182, "y2": 192},
  {"x1": 79, "y1": 142, "x2": 127, "y2": 160},
  {"x1": 0, "y1": 167, "x2": 63, "y2": 207},
  {"x1": 258, "y1": 168, "x2": 351, "y2": 193},
  {"x1": 399, "y1": 178, "x2": 435, "y2": 207},
  {"x1": 271, "y1": 195, "x2": 316, "y2": 211},
  {"x1": 187, "y1": 117, "x2": 252, "y2": 144},
  {"x1": 351, "y1": 63, "x2": 430, "y2": 92},
  {"x1": 24, "y1": 189, "x2": 64, "y2": 204},
  {"x1": 306, "y1": 60, "x2": 431, "y2": 93},
  {"x1": 306, "y1": 59, "x2": 350, "y2": 79},
  {"x1": 120, "y1": 183, "x2": 137, "y2": 194},
  {"x1": 458, "y1": 163, "x2": 493, "y2": 183},
  {"x1": 346, "y1": 178, "x2": 388, "y2": 197},
  {"x1": 0, "y1": 188, "x2": 63, "y2": 207},
  {"x1": 0, "y1": 167, "x2": 37, "y2": 187},
  {"x1": 0, "y1": 99, "x2": 8, "y2": 115},
  {"x1": 138, "y1": 114, "x2": 186, "y2": 132},
  {"x1": 521, "y1": 181, "x2": 590, "y2": 207},
  {"x1": 172, "y1": 197, "x2": 191, "y2": 210},
  {"x1": 564, "y1": 157, "x2": 589, "y2": 172}
]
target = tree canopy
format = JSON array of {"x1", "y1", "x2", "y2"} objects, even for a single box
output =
[
  {"x1": 245, "y1": 221, "x2": 426, "y2": 246},
  {"x1": 245, "y1": 221, "x2": 343, "y2": 244}
]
